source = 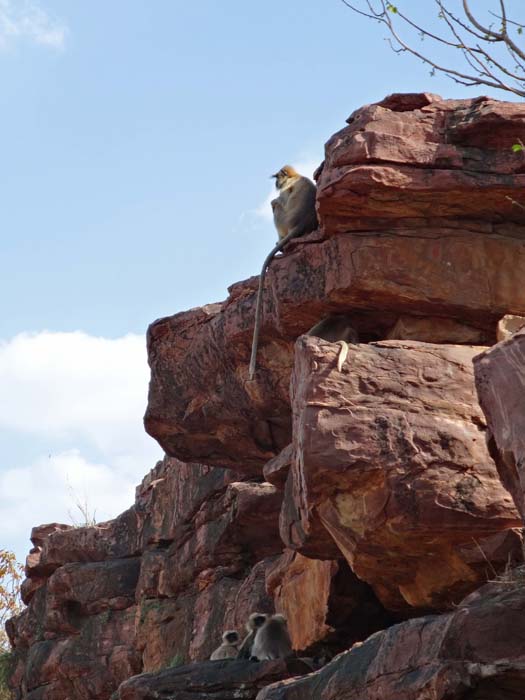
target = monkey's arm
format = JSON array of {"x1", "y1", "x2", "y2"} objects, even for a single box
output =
[
  {"x1": 248, "y1": 229, "x2": 300, "y2": 381},
  {"x1": 236, "y1": 632, "x2": 254, "y2": 659}
]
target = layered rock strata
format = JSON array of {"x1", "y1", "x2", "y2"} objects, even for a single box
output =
[{"x1": 145, "y1": 94, "x2": 525, "y2": 472}]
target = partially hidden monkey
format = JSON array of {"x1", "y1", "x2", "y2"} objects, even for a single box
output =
[
  {"x1": 236, "y1": 612, "x2": 268, "y2": 659},
  {"x1": 210, "y1": 630, "x2": 240, "y2": 660},
  {"x1": 307, "y1": 314, "x2": 359, "y2": 372},
  {"x1": 248, "y1": 165, "x2": 318, "y2": 380},
  {"x1": 251, "y1": 613, "x2": 293, "y2": 661}
]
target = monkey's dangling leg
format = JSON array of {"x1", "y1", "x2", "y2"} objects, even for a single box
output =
[{"x1": 335, "y1": 340, "x2": 349, "y2": 372}]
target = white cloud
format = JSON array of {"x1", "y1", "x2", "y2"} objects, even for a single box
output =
[
  {"x1": 0, "y1": 450, "x2": 136, "y2": 543},
  {"x1": 0, "y1": 0, "x2": 67, "y2": 50},
  {"x1": 0, "y1": 330, "x2": 162, "y2": 561},
  {"x1": 254, "y1": 158, "x2": 322, "y2": 222},
  {"x1": 0, "y1": 331, "x2": 154, "y2": 457}
]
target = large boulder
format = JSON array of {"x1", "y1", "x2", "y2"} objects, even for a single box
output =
[
  {"x1": 286, "y1": 336, "x2": 521, "y2": 611},
  {"x1": 474, "y1": 329, "x2": 525, "y2": 521}
]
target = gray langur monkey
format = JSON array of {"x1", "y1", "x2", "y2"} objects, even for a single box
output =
[
  {"x1": 251, "y1": 613, "x2": 293, "y2": 661},
  {"x1": 210, "y1": 630, "x2": 240, "y2": 660},
  {"x1": 307, "y1": 314, "x2": 359, "y2": 372},
  {"x1": 248, "y1": 165, "x2": 318, "y2": 380},
  {"x1": 270, "y1": 166, "x2": 317, "y2": 243},
  {"x1": 236, "y1": 612, "x2": 268, "y2": 659}
]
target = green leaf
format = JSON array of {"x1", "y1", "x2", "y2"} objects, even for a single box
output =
[
  {"x1": 512, "y1": 143, "x2": 524, "y2": 152},
  {"x1": 517, "y1": 26, "x2": 523, "y2": 35}
]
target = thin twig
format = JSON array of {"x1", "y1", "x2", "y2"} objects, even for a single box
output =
[
  {"x1": 340, "y1": 0, "x2": 525, "y2": 97},
  {"x1": 472, "y1": 538, "x2": 498, "y2": 579}
]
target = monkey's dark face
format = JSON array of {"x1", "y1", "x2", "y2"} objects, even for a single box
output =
[
  {"x1": 253, "y1": 615, "x2": 267, "y2": 628},
  {"x1": 224, "y1": 631, "x2": 239, "y2": 644}
]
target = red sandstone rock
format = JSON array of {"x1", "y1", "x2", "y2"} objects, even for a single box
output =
[
  {"x1": 318, "y1": 95, "x2": 525, "y2": 233},
  {"x1": 279, "y1": 466, "x2": 340, "y2": 560},
  {"x1": 145, "y1": 97, "x2": 525, "y2": 472},
  {"x1": 8, "y1": 458, "x2": 282, "y2": 698},
  {"x1": 135, "y1": 477, "x2": 283, "y2": 666},
  {"x1": 266, "y1": 551, "x2": 391, "y2": 654},
  {"x1": 386, "y1": 315, "x2": 492, "y2": 344},
  {"x1": 12, "y1": 608, "x2": 141, "y2": 700},
  {"x1": 474, "y1": 329, "x2": 525, "y2": 521},
  {"x1": 32, "y1": 508, "x2": 142, "y2": 574},
  {"x1": 257, "y1": 582, "x2": 525, "y2": 700},
  {"x1": 29, "y1": 523, "x2": 72, "y2": 548},
  {"x1": 24, "y1": 523, "x2": 73, "y2": 588},
  {"x1": 267, "y1": 551, "x2": 335, "y2": 650},
  {"x1": 263, "y1": 444, "x2": 292, "y2": 488},
  {"x1": 288, "y1": 336, "x2": 521, "y2": 611}
]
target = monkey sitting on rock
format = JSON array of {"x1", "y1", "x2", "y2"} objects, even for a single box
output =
[
  {"x1": 250, "y1": 614, "x2": 293, "y2": 661},
  {"x1": 249, "y1": 165, "x2": 318, "y2": 380},
  {"x1": 210, "y1": 630, "x2": 240, "y2": 660},
  {"x1": 307, "y1": 314, "x2": 359, "y2": 372},
  {"x1": 236, "y1": 612, "x2": 268, "y2": 659},
  {"x1": 270, "y1": 165, "x2": 317, "y2": 244}
]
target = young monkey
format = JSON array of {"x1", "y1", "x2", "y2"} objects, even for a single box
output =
[{"x1": 210, "y1": 630, "x2": 240, "y2": 660}]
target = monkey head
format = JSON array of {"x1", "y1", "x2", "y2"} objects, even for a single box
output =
[
  {"x1": 271, "y1": 165, "x2": 299, "y2": 190},
  {"x1": 222, "y1": 630, "x2": 240, "y2": 645},
  {"x1": 247, "y1": 612, "x2": 268, "y2": 631}
]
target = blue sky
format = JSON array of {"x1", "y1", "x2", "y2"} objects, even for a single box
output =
[{"x1": 0, "y1": 0, "x2": 516, "y2": 562}]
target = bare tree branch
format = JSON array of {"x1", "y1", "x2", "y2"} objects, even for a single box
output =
[
  {"x1": 340, "y1": 0, "x2": 525, "y2": 98},
  {"x1": 462, "y1": 0, "x2": 502, "y2": 39},
  {"x1": 439, "y1": 3, "x2": 523, "y2": 87}
]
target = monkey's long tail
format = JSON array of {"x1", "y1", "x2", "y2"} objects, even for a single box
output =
[
  {"x1": 248, "y1": 231, "x2": 297, "y2": 381},
  {"x1": 336, "y1": 340, "x2": 349, "y2": 372}
]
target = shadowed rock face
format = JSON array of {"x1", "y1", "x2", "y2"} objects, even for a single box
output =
[
  {"x1": 257, "y1": 583, "x2": 525, "y2": 700},
  {"x1": 117, "y1": 659, "x2": 313, "y2": 700},
  {"x1": 144, "y1": 94, "x2": 525, "y2": 473},
  {"x1": 474, "y1": 329, "x2": 525, "y2": 521},
  {"x1": 266, "y1": 551, "x2": 393, "y2": 654},
  {"x1": 287, "y1": 336, "x2": 521, "y2": 611},
  {"x1": 7, "y1": 458, "x2": 282, "y2": 699},
  {"x1": 8, "y1": 457, "x2": 388, "y2": 700}
]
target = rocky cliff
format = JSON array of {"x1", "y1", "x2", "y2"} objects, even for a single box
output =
[{"x1": 7, "y1": 93, "x2": 525, "y2": 700}]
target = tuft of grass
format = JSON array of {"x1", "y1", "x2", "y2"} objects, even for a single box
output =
[
  {"x1": 492, "y1": 562, "x2": 525, "y2": 586},
  {"x1": 165, "y1": 653, "x2": 184, "y2": 669}
]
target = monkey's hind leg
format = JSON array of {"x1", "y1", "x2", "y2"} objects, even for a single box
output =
[{"x1": 335, "y1": 340, "x2": 349, "y2": 372}]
